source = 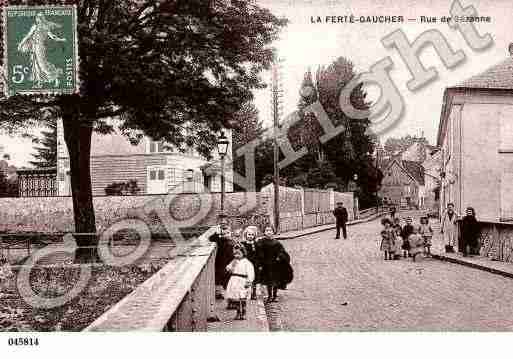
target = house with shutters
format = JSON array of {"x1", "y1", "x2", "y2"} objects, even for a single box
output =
[
  {"x1": 56, "y1": 119, "x2": 233, "y2": 196},
  {"x1": 436, "y1": 45, "x2": 513, "y2": 261},
  {"x1": 379, "y1": 158, "x2": 425, "y2": 209}
]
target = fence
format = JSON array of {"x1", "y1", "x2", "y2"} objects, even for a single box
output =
[
  {"x1": 17, "y1": 168, "x2": 57, "y2": 197},
  {"x1": 84, "y1": 227, "x2": 216, "y2": 331},
  {"x1": 261, "y1": 184, "x2": 355, "y2": 233}
]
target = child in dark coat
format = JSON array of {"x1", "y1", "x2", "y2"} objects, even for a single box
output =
[{"x1": 401, "y1": 217, "x2": 414, "y2": 257}]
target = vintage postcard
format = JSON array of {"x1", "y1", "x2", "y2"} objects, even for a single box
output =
[{"x1": 0, "y1": 0, "x2": 513, "y2": 357}]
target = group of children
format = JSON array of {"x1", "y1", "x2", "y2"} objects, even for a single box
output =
[
  {"x1": 221, "y1": 224, "x2": 293, "y2": 320},
  {"x1": 380, "y1": 216, "x2": 433, "y2": 262}
]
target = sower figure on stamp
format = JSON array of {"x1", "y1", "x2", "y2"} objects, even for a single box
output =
[
  {"x1": 441, "y1": 203, "x2": 459, "y2": 253},
  {"x1": 17, "y1": 13, "x2": 66, "y2": 88},
  {"x1": 333, "y1": 202, "x2": 349, "y2": 239}
]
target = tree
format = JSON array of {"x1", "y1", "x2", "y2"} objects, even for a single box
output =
[
  {"x1": 0, "y1": 170, "x2": 18, "y2": 198},
  {"x1": 383, "y1": 134, "x2": 428, "y2": 158},
  {"x1": 0, "y1": 171, "x2": 9, "y2": 198},
  {"x1": 231, "y1": 101, "x2": 274, "y2": 191},
  {"x1": 0, "y1": 0, "x2": 286, "y2": 260},
  {"x1": 282, "y1": 57, "x2": 380, "y2": 199},
  {"x1": 29, "y1": 120, "x2": 57, "y2": 168}
]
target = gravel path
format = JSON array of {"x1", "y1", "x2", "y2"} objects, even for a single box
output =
[{"x1": 274, "y1": 216, "x2": 513, "y2": 331}]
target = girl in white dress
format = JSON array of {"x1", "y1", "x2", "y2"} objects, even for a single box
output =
[{"x1": 225, "y1": 247, "x2": 255, "y2": 320}]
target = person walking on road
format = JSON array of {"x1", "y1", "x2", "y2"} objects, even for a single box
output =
[
  {"x1": 256, "y1": 226, "x2": 293, "y2": 303},
  {"x1": 441, "y1": 203, "x2": 459, "y2": 253},
  {"x1": 333, "y1": 202, "x2": 349, "y2": 239},
  {"x1": 461, "y1": 207, "x2": 480, "y2": 256}
]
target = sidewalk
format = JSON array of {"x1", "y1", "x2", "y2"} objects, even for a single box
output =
[
  {"x1": 207, "y1": 286, "x2": 269, "y2": 332},
  {"x1": 429, "y1": 228, "x2": 513, "y2": 279},
  {"x1": 275, "y1": 211, "x2": 387, "y2": 240}
]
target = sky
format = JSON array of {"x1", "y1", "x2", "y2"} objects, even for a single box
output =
[{"x1": 1, "y1": 0, "x2": 512, "y2": 167}]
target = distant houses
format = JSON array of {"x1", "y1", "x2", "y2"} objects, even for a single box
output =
[
  {"x1": 379, "y1": 157, "x2": 424, "y2": 209},
  {"x1": 378, "y1": 138, "x2": 442, "y2": 211},
  {"x1": 56, "y1": 119, "x2": 234, "y2": 196}
]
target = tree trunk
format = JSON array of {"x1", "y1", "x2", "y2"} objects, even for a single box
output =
[{"x1": 62, "y1": 115, "x2": 98, "y2": 263}]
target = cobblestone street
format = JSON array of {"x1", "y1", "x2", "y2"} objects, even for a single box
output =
[{"x1": 273, "y1": 215, "x2": 513, "y2": 331}]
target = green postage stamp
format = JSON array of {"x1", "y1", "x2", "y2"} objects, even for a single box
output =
[{"x1": 2, "y1": 5, "x2": 78, "y2": 96}]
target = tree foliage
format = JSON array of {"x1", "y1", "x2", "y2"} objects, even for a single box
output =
[
  {"x1": 285, "y1": 57, "x2": 380, "y2": 200},
  {"x1": 29, "y1": 120, "x2": 57, "y2": 168},
  {"x1": 0, "y1": 0, "x2": 287, "y2": 243},
  {"x1": 0, "y1": 170, "x2": 18, "y2": 197},
  {"x1": 231, "y1": 101, "x2": 274, "y2": 191},
  {"x1": 383, "y1": 134, "x2": 428, "y2": 158}
]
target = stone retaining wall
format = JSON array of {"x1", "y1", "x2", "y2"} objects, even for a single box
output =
[{"x1": 0, "y1": 192, "x2": 269, "y2": 235}]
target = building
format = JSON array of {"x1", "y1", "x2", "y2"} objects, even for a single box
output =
[
  {"x1": 422, "y1": 149, "x2": 442, "y2": 214},
  {"x1": 379, "y1": 158, "x2": 425, "y2": 209},
  {"x1": 56, "y1": 119, "x2": 234, "y2": 196},
  {"x1": 437, "y1": 45, "x2": 513, "y2": 260}
]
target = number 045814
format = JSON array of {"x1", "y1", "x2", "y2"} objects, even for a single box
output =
[{"x1": 8, "y1": 337, "x2": 39, "y2": 346}]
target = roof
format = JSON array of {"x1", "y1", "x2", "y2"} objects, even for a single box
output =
[
  {"x1": 451, "y1": 56, "x2": 513, "y2": 90},
  {"x1": 402, "y1": 160, "x2": 424, "y2": 185},
  {"x1": 382, "y1": 158, "x2": 425, "y2": 185},
  {"x1": 437, "y1": 55, "x2": 513, "y2": 146}
]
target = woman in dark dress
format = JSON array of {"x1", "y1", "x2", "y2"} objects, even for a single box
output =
[
  {"x1": 256, "y1": 226, "x2": 293, "y2": 303},
  {"x1": 461, "y1": 207, "x2": 480, "y2": 256}
]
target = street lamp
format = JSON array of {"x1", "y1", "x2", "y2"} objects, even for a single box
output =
[
  {"x1": 217, "y1": 131, "x2": 229, "y2": 215},
  {"x1": 353, "y1": 174, "x2": 359, "y2": 219}
]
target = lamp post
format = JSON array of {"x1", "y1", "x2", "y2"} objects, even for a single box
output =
[
  {"x1": 217, "y1": 132, "x2": 229, "y2": 216},
  {"x1": 353, "y1": 174, "x2": 359, "y2": 220}
]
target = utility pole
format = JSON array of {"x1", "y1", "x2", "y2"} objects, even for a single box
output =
[
  {"x1": 271, "y1": 59, "x2": 284, "y2": 232},
  {"x1": 376, "y1": 147, "x2": 380, "y2": 213}
]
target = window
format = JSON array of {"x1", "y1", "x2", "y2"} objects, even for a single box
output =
[
  {"x1": 148, "y1": 141, "x2": 166, "y2": 153},
  {"x1": 147, "y1": 166, "x2": 168, "y2": 194}
]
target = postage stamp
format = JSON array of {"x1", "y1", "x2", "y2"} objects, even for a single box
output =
[{"x1": 2, "y1": 5, "x2": 78, "y2": 97}]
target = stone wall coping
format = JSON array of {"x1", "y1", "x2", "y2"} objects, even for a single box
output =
[{"x1": 84, "y1": 229, "x2": 216, "y2": 331}]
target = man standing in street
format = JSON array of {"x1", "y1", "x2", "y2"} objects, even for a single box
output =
[{"x1": 333, "y1": 202, "x2": 349, "y2": 239}]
